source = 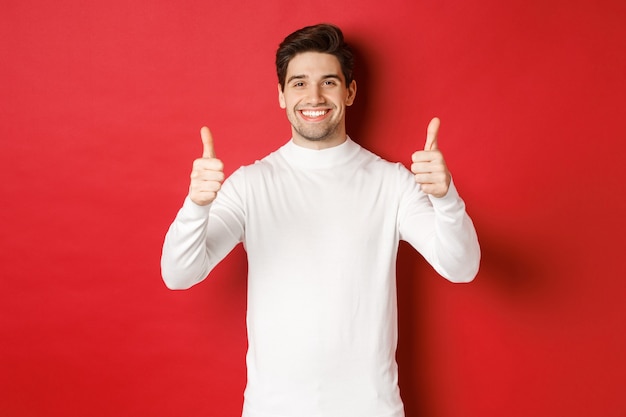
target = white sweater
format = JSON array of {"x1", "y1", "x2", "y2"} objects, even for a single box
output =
[{"x1": 161, "y1": 138, "x2": 480, "y2": 417}]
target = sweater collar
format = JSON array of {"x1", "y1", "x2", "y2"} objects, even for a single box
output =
[{"x1": 280, "y1": 137, "x2": 360, "y2": 170}]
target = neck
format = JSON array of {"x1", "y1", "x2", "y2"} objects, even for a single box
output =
[{"x1": 291, "y1": 127, "x2": 348, "y2": 150}]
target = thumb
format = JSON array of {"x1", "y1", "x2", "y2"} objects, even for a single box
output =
[
  {"x1": 200, "y1": 126, "x2": 216, "y2": 158},
  {"x1": 424, "y1": 117, "x2": 440, "y2": 151}
]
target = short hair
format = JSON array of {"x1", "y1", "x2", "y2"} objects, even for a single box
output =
[{"x1": 276, "y1": 23, "x2": 354, "y2": 91}]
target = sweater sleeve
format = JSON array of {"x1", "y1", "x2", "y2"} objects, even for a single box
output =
[
  {"x1": 398, "y1": 171, "x2": 480, "y2": 283},
  {"x1": 160, "y1": 171, "x2": 246, "y2": 290}
]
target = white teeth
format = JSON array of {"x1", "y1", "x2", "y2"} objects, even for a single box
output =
[{"x1": 301, "y1": 110, "x2": 327, "y2": 117}]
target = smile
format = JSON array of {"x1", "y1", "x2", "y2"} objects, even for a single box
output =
[{"x1": 299, "y1": 109, "x2": 330, "y2": 120}]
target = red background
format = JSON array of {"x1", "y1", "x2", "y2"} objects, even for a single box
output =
[{"x1": 2, "y1": 1, "x2": 625, "y2": 416}]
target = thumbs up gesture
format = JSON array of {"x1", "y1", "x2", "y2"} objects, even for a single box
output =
[
  {"x1": 189, "y1": 127, "x2": 225, "y2": 206},
  {"x1": 411, "y1": 117, "x2": 451, "y2": 198}
]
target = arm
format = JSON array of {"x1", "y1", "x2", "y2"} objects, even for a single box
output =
[
  {"x1": 399, "y1": 178, "x2": 480, "y2": 283},
  {"x1": 160, "y1": 193, "x2": 244, "y2": 289},
  {"x1": 160, "y1": 127, "x2": 244, "y2": 289},
  {"x1": 402, "y1": 117, "x2": 480, "y2": 282}
]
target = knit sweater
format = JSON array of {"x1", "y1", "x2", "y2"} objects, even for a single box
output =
[{"x1": 161, "y1": 138, "x2": 480, "y2": 417}]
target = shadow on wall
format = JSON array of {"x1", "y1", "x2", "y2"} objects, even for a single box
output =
[
  {"x1": 345, "y1": 39, "x2": 372, "y2": 145},
  {"x1": 395, "y1": 241, "x2": 437, "y2": 417},
  {"x1": 470, "y1": 215, "x2": 550, "y2": 301},
  {"x1": 395, "y1": 215, "x2": 549, "y2": 416}
]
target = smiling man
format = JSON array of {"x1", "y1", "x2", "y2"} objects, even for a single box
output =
[{"x1": 161, "y1": 23, "x2": 480, "y2": 417}]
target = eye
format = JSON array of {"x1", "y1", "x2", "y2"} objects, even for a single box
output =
[
  {"x1": 292, "y1": 81, "x2": 305, "y2": 88},
  {"x1": 323, "y1": 80, "x2": 337, "y2": 86}
]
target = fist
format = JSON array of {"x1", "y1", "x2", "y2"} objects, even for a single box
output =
[
  {"x1": 189, "y1": 126, "x2": 225, "y2": 206},
  {"x1": 411, "y1": 117, "x2": 451, "y2": 198}
]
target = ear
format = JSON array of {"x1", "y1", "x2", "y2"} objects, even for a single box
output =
[
  {"x1": 346, "y1": 80, "x2": 357, "y2": 106},
  {"x1": 278, "y1": 83, "x2": 286, "y2": 109}
]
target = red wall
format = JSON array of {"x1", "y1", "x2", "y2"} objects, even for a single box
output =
[{"x1": 2, "y1": 1, "x2": 625, "y2": 416}]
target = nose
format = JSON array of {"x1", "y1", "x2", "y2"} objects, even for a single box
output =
[{"x1": 305, "y1": 85, "x2": 325, "y2": 105}]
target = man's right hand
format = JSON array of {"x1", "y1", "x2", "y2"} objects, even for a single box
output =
[{"x1": 189, "y1": 126, "x2": 225, "y2": 206}]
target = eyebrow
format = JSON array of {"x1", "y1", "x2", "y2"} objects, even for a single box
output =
[{"x1": 286, "y1": 74, "x2": 343, "y2": 84}]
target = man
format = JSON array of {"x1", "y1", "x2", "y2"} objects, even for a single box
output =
[{"x1": 161, "y1": 23, "x2": 480, "y2": 417}]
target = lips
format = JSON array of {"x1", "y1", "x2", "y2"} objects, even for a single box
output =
[{"x1": 299, "y1": 109, "x2": 331, "y2": 121}]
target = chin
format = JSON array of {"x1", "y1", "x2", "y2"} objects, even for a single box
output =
[{"x1": 296, "y1": 126, "x2": 340, "y2": 142}]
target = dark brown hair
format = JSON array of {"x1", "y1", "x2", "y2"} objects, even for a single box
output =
[{"x1": 276, "y1": 23, "x2": 354, "y2": 91}]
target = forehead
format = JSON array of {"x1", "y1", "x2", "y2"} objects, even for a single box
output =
[{"x1": 286, "y1": 52, "x2": 343, "y2": 79}]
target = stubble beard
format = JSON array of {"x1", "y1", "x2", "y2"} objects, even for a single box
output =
[{"x1": 288, "y1": 108, "x2": 342, "y2": 142}]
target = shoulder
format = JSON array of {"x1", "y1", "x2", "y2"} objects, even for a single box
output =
[
  {"x1": 226, "y1": 145, "x2": 287, "y2": 184},
  {"x1": 356, "y1": 143, "x2": 413, "y2": 178}
]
